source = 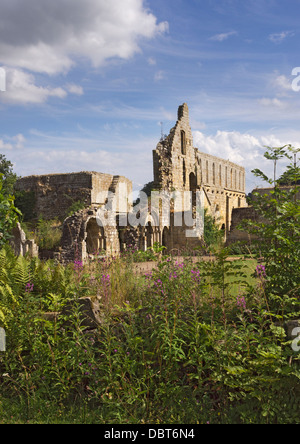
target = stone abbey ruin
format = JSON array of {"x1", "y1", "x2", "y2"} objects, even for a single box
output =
[{"x1": 14, "y1": 103, "x2": 249, "y2": 263}]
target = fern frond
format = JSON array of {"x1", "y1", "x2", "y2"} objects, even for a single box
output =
[
  {"x1": 0, "y1": 283, "x2": 18, "y2": 328},
  {"x1": 0, "y1": 249, "x2": 9, "y2": 284},
  {"x1": 10, "y1": 256, "x2": 31, "y2": 294}
]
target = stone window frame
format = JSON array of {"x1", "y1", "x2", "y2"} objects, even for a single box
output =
[{"x1": 181, "y1": 130, "x2": 187, "y2": 155}]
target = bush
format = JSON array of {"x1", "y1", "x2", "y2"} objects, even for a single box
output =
[
  {"x1": 240, "y1": 145, "x2": 300, "y2": 315},
  {"x1": 35, "y1": 218, "x2": 62, "y2": 251},
  {"x1": 0, "y1": 175, "x2": 21, "y2": 249}
]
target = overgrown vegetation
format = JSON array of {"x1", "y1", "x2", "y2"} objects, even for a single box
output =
[
  {"x1": 0, "y1": 154, "x2": 18, "y2": 197},
  {"x1": 0, "y1": 146, "x2": 299, "y2": 424},
  {"x1": 241, "y1": 145, "x2": 300, "y2": 314},
  {"x1": 0, "y1": 175, "x2": 21, "y2": 249},
  {"x1": 21, "y1": 218, "x2": 63, "y2": 251}
]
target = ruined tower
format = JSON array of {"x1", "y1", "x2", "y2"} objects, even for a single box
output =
[{"x1": 153, "y1": 103, "x2": 247, "y2": 235}]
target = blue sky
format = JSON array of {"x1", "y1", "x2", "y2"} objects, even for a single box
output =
[{"x1": 1, "y1": 0, "x2": 300, "y2": 193}]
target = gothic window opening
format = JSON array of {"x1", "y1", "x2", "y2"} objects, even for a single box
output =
[
  {"x1": 189, "y1": 172, "x2": 197, "y2": 210},
  {"x1": 206, "y1": 161, "x2": 209, "y2": 184},
  {"x1": 181, "y1": 130, "x2": 186, "y2": 155},
  {"x1": 183, "y1": 159, "x2": 186, "y2": 187}
]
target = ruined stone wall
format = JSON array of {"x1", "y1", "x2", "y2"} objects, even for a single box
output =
[
  {"x1": 226, "y1": 207, "x2": 259, "y2": 244},
  {"x1": 15, "y1": 172, "x2": 133, "y2": 221},
  {"x1": 90, "y1": 173, "x2": 132, "y2": 213},
  {"x1": 10, "y1": 223, "x2": 39, "y2": 258},
  {"x1": 152, "y1": 103, "x2": 247, "y2": 237},
  {"x1": 227, "y1": 185, "x2": 299, "y2": 244},
  {"x1": 15, "y1": 172, "x2": 94, "y2": 220},
  {"x1": 253, "y1": 186, "x2": 300, "y2": 201},
  {"x1": 60, "y1": 208, "x2": 120, "y2": 264}
]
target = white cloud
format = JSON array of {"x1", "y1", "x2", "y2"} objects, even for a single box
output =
[
  {"x1": 268, "y1": 31, "x2": 294, "y2": 44},
  {"x1": 209, "y1": 31, "x2": 238, "y2": 42},
  {"x1": 258, "y1": 97, "x2": 284, "y2": 107},
  {"x1": 0, "y1": 140, "x2": 13, "y2": 151},
  {"x1": 65, "y1": 83, "x2": 84, "y2": 96},
  {"x1": 148, "y1": 57, "x2": 157, "y2": 66},
  {"x1": 193, "y1": 130, "x2": 299, "y2": 191},
  {"x1": 154, "y1": 70, "x2": 166, "y2": 81},
  {"x1": 0, "y1": 133, "x2": 25, "y2": 151},
  {"x1": 0, "y1": 0, "x2": 168, "y2": 75},
  {"x1": 1, "y1": 130, "x2": 155, "y2": 191},
  {"x1": 1, "y1": 68, "x2": 67, "y2": 104},
  {"x1": 273, "y1": 74, "x2": 293, "y2": 92},
  {"x1": 12, "y1": 134, "x2": 26, "y2": 149},
  {"x1": 0, "y1": 0, "x2": 168, "y2": 105}
]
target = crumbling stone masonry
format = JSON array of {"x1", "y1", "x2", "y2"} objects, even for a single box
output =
[
  {"x1": 15, "y1": 172, "x2": 132, "y2": 221},
  {"x1": 226, "y1": 186, "x2": 299, "y2": 244},
  {"x1": 14, "y1": 103, "x2": 249, "y2": 262},
  {"x1": 60, "y1": 207, "x2": 121, "y2": 264},
  {"x1": 10, "y1": 222, "x2": 39, "y2": 258},
  {"x1": 153, "y1": 103, "x2": 247, "y2": 245}
]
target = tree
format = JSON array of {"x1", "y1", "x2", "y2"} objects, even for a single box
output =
[
  {"x1": 242, "y1": 146, "x2": 300, "y2": 313},
  {"x1": 203, "y1": 209, "x2": 223, "y2": 248},
  {"x1": 0, "y1": 174, "x2": 21, "y2": 248},
  {"x1": 0, "y1": 154, "x2": 18, "y2": 196}
]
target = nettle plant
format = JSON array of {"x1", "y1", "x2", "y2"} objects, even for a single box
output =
[{"x1": 242, "y1": 145, "x2": 300, "y2": 315}]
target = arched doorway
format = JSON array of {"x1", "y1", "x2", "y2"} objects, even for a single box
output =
[{"x1": 86, "y1": 218, "x2": 106, "y2": 255}]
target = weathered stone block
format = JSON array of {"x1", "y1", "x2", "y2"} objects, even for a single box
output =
[{"x1": 61, "y1": 297, "x2": 103, "y2": 330}]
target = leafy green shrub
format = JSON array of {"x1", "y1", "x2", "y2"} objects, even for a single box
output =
[
  {"x1": 66, "y1": 200, "x2": 86, "y2": 218},
  {"x1": 15, "y1": 190, "x2": 36, "y2": 222},
  {"x1": 35, "y1": 217, "x2": 62, "y2": 250},
  {"x1": 240, "y1": 145, "x2": 300, "y2": 315},
  {"x1": 0, "y1": 175, "x2": 21, "y2": 249},
  {"x1": 203, "y1": 208, "x2": 224, "y2": 249},
  {"x1": 0, "y1": 248, "x2": 300, "y2": 423}
]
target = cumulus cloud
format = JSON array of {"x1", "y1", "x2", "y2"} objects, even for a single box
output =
[
  {"x1": 0, "y1": 0, "x2": 168, "y2": 104},
  {"x1": 1, "y1": 68, "x2": 67, "y2": 104},
  {"x1": 193, "y1": 130, "x2": 298, "y2": 191},
  {"x1": 0, "y1": 0, "x2": 168, "y2": 74},
  {"x1": 0, "y1": 133, "x2": 25, "y2": 151}
]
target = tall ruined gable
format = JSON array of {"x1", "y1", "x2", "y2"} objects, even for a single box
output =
[
  {"x1": 153, "y1": 103, "x2": 195, "y2": 191},
  {"x1": 152, "y1": 103, "x2": 247, "y2": 234}
]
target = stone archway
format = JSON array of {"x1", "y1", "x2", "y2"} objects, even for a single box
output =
[{"x1": 86, "y1": 218, "x2": 106, "y2": 255}]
